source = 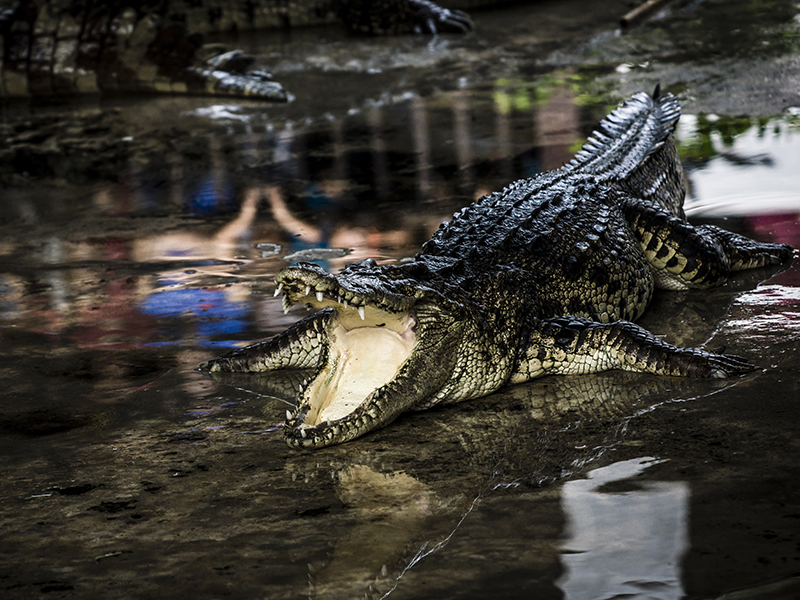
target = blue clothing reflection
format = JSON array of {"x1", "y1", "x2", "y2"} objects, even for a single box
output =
[{"x1": 140, "y1": 287, "x2": 249, "y2": 348}]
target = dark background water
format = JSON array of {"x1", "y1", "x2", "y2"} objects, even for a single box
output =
[{"x1": 1, "y1": 1, "x2": 800, "y2": 598}]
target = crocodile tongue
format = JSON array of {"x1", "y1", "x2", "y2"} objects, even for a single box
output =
[
  {"x1": 282, "y1": 285, "x2": 420, "y2": 447},
  {"x1": 301, "y1": 307, "x2": 417, "y2": 426}
]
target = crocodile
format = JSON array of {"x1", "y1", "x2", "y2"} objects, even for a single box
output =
[
  {"x1": 202, "y1": 87, "x2": 794, "y2": 449},
  {"x1": 0, "y1": 0, "x2": 472, "y2": 100}
]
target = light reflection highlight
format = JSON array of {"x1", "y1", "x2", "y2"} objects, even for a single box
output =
[{"x1": 558, "y1": 457, "x2": 689, "y2": 600}]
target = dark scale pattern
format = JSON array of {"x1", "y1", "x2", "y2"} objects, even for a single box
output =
[{"x1": 418, "y1": 171, "x2": 654, "y2": 326}]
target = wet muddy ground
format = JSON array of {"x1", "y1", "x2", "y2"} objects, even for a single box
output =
[{"x1": 2, "y1": 0, "x2": 800, "y2": 598}]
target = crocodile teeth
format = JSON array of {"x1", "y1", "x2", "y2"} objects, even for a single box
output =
[
  {"x1": 286, "y1": 410, "x2": 293, "y2": 421},
  {"x1": 358, "y1": 306, "x2": 365, "y2": 321},
  {"x1": 273, "y1": 283, "x2": 284, "y2": 297},
  {"x1": 343, "y1": 299, "x2": 348, "y2": 309},
  {"x1": 305, "y1": 285, "x2": 311, "y2": 296},
  {"x1": 316, "y1": 291, "x2": 324, "y2": 302},
  {"x1": 300, "y1": 428, "x2": 307, "y2": 438}
]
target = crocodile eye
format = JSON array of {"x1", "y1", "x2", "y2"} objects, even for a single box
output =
[{"x1": 360, "y1": 258, "x2": 377, "y2": 268}]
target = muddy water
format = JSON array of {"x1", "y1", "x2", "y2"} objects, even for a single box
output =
[{"x1": 2, "y1": 1, "x2": 800, "y2": 599}]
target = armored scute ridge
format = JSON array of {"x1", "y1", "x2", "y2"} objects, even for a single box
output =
[{"x1": 201, "y1": 87, "x2": 794, "y2": 449}]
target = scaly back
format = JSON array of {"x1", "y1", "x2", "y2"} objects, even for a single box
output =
[{"x1": 566, "y1": 86, "x2": 686, "y2": 218}]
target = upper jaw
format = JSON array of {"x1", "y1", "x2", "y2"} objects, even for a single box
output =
[{"x1": 274, "y1": 261, "x2": 417, "y2": 319}]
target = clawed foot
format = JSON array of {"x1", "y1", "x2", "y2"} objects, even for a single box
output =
[
  {"x1": 412, "y1": 0, "x2": 474, "y2": 34},
  {"x1": 703, "y1": 352, "x2": 756, "y2": 378},
  {"x1": 773, "y1": 243, "x2": 796, "y2": 263}
]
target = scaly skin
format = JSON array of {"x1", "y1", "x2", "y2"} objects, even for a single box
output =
[
  {"x1": 0, "y1": 0, "x2": 472, "y2": 99},
  {"x1": 202, "y1": 88, "x2": 794, "y2": 449}
]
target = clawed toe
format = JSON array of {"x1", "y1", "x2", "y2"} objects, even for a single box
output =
[
  {"x1": 439, "y1": 9, "x2": 474, "y2": 33},
  {"x1": 415, "y1": 4, "x2": 474, "y2": 34},
  {"x1": 708, "y1": 353, "x2": 757, "y2": 378}
]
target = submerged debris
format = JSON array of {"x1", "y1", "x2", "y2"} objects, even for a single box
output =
[{"x1": 284, "y1": 248, "x2": 352, "y2": 262}]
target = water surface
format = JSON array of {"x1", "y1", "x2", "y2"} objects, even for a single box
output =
[{"x1": 2, "y1": 1, "x2": 800, "y2": 598}]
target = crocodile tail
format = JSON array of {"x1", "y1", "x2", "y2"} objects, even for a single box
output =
[
  {"x1": 567, "y1": 85, "x2": 685, "y2": 217},
  {"x1": 617, "y1": 131, "x2": 687, "y2": 219},
  {"x1": 567, "y1": 86, "x2": 681, "y2": 179}
]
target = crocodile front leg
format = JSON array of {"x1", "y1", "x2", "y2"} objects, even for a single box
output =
[
  {"x1": 201, "y1": 309, "x2": 333, "y2": 373},
  {"x1": 185, "y1": 65, "x2": 287, "y2": 101},
  {"x1": 622, "y1": 198, "x2": 794, "y2": 290},
  {"x1": 511, "y1": 316, "x2": 755, "y2": 384}
]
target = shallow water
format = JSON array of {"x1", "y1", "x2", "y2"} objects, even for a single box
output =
[{"x1": 2, "y1": 1, "x2": 800, "y2": 599}]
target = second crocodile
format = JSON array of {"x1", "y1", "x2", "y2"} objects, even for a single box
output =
[
  {"x1": 202, "y1": 87, "x2": 794, "y2": 449},
  {"x1": 0, "y1": 0, "x2": 473, "y2": 100}
]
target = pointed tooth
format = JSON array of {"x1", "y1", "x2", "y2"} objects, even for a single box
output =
[
  {"x1": 343, "y1": 299, "x2": 348, "y2": 309},
  {"x1": 273, "y1": 283, "x2": 284, "y2": 297},
  {"x1": 337, "y1": 295, "x2": 342, "y2": 304},
  {"x1": 305, "y1": 285, "x2": 311, "y2": 296},
  {"x1": 286, "y1": 410, "x2": 293, "y2": 421},
  {"x1": 316, "y1": 291, "x2": 324, "y2": 302},
  {"x1": 300, "y1": 428, "x2": 307, "y2": 439},
  {"x1": 358, "y1": 306, "x2": 365, "y2": 321},
  {"x1": 326, "y1": 419, "x2": 331, "y2": 427}
]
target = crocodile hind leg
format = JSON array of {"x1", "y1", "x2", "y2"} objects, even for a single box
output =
[
  {"x1": 510, "y1": 316, "x2": 755, "y2": 384},
  {"x1": 201, "y1": 309, "x2": 333, "y2": 373},
  {"x1": 621, "y1": 198, "x2": 794, "y2": 290}
]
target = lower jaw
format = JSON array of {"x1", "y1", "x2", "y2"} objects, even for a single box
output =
[{"x1": 283, "y1": 415, "x2": 362, "y2": 448}]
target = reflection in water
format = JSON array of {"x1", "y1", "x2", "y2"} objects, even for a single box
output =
[
  {"x1": 558, "y1": 458, "x2": 689, "y2": 600},
  {"x1": 536, "y1": 86, "x2": 580, "y2": 171},
  {"x1": 453, "y1": 78, "x2": 474, "y2": 193},
  {"x1": 722, "y1": 283, "x2": 800, "y2": 343},
  {"x1": 493, "y1": 81, "x2": 515, "y2": 182},
  {"x1": 411, "y1": 94, "x2": 432, "y2": 201},
  {"x1": 214, "y1": 367, "x2": 721, "y2": 600},
  {"x1": 309, "y1": 464, "x2": 449, "y2": 599},
  {"x1": 681, "y1": 116, "x2": 800, "y2": 220},
  {"x1": 1, "y1": 80, "x2": 800, "y2": 600},
  {"x1": 369, "y1": 101, "x2": 391, "y2": 202}
]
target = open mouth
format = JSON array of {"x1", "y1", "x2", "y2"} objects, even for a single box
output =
[{"x1": 276, "y1": 268, "x2": 419, "y2": 446}]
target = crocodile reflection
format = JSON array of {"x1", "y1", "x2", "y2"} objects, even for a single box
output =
[{"x1": 246, "y1": 370, "x2": 719, "y2": 599}]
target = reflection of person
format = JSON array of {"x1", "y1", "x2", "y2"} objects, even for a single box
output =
[
  {"x1": 133, "y1": 187, "x2": 265, "y2": 350},
  {"x1": 264, "y1": 184, "x2": 428, "y2": 264},
  {"x1": 132, "y1": 186, "x2": 262, "y2": 262}
]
